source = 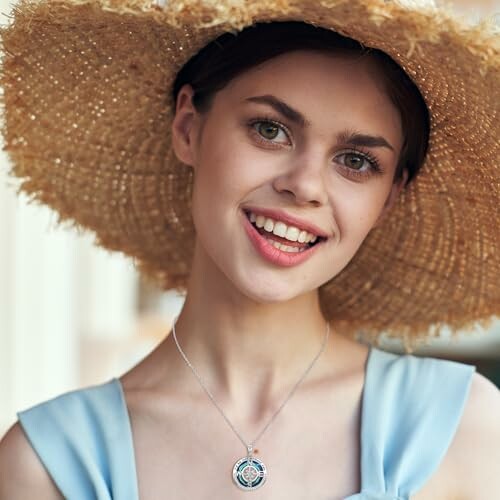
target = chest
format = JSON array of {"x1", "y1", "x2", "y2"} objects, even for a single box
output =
[{"x1": 127, "y1": 388, "x2": 363, "y2": 500}]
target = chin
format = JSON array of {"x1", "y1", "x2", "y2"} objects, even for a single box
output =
[{"x1": 232, "y1": 272, "x2": 317, "y2": 305}]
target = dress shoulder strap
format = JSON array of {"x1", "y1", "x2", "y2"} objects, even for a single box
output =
[
  {"x1": 353, "y1": 347, "x2": 475, "y2": 500},
  {"x1": 17, "y1": 378, "x2": 138, "y2": 500}
]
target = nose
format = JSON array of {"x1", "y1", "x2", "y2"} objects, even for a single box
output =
[{"x1": 272, "y1": 152, "x2": 329, "y2": 207}]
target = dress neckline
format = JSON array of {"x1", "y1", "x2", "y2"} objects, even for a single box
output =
[{"x1": 114, "y1": 344, "x2": 376, "y2": 499}]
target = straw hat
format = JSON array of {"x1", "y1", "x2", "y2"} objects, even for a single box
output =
[{"x1": 0, "y1": 0, "x2": 498, "y2": 343}]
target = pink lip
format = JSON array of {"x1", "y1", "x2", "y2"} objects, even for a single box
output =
[
  {"x1": 242, "y1": 206, "x2": 328, "y2": 238},
  {"x1": 241, "y1": 210, "x2": 324, "y2": 267}
]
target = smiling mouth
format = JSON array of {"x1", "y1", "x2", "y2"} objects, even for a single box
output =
[{"x1": 245, "y1": 211, "x2": 326, "y2": 253}]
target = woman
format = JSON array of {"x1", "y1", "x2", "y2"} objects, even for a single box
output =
[{"x1": 0, "y1": 1, "x2": 499, "y2": 499}]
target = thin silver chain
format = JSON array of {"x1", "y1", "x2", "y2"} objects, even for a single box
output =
[{"x1": 171, "y1": 315, "x2": 330, "y2": 452}]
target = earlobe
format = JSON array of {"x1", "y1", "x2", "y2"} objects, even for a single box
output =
[
  {"x1": 374, "y1": 168, "x2": 409, "y2": 227},
  {"x1": 171, "y1": 84, "x2": 199, "y2": 167}
]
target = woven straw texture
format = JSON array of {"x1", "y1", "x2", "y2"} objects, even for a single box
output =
[{"x1": 0, "y1": 0, "x2": 499, "y2": 343}]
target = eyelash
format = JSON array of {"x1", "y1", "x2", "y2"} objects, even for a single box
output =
[
  {"x1": 247, "y1": 116, "x2": 384, "y2": 180},
  {"x1": 248, "y1": 116, "x2": 292, "y2": 148},
  {"x1": 340, "y1": 147, "x2": 383, "y2": 180}
]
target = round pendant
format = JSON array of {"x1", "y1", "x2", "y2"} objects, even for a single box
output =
[{"x1": 232, "y1": 456, "x2": 267, "y2": 490}]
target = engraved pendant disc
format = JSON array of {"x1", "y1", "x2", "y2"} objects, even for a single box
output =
[{"x1": 232, "y1": 456, "x2": 267, "y2": 490}]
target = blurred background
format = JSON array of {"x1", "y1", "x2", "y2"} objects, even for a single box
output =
[{"x1": 1, "y1": 0, "x2": 499, "y2": 436}]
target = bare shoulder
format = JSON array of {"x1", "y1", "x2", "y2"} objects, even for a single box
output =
[
  {"x1": 0, "y1": 422, "x2": 63, "y2": 500},
  {"x1": 446, "y1": 371, "x2": 500, "y2": 498}
]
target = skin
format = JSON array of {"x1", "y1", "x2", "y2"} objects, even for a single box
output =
[
  {"x1": 166, "y1": 51, "x2": 405, "y2": 410},
  {"x1": 0, "y1": 50, "x2": 499, "y2": 499}
]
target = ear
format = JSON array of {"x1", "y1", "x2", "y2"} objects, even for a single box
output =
[
  {"x1": 171, "y1": 84, "x2": 201, "y2": 168},
  {"x1": 373, "y1": 168, "x2": 409, "y2": 227}
]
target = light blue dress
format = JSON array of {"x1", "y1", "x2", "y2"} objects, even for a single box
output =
[{"x1": 17, "y1": 347, "x2": 475, "y2": 499}]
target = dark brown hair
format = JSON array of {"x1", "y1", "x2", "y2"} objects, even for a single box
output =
[{"x1": 173, "y1": 22, "x2": 430, "y2": 184}]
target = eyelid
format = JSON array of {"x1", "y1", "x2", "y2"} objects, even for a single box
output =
[
  {"x1": 334, "y1": 147, "x2": 385, "y2": 180},
  {"x1": 247, "y1": 116, "x2": 293, "y2": 145},
  {"x1": 247, "y1": 117, "x2": 385, "y2": 178},
  {"x1": 336, "y1": 147, "x2": 382, "y2": 170}
]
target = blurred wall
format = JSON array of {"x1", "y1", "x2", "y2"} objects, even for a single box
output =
[
  {"x1": 0, "y1": 165, "x2": 140, "y2": 434},
  {"x1": 442, "y1": 0, "x2": 498, "y2": 16}
]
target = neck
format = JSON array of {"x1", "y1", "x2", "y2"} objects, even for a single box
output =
[{"x1": 160, "y1": 247, "x2": 333, "y2": 419}]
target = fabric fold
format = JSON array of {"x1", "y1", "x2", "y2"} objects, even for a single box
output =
[
  {"x1": 358, "y1": 348, "x2": 475, "y2": 498},
  {"x1": 16, "y1": 347, "x2": 475, "y2": 499},
  {"x1": 18, "y1": 379, "x2": 138, "y2": 500}
]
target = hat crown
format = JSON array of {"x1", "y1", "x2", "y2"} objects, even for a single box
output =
[
  {"x1": 1, "y1": 0, "x2": 498, "y2": 340},
  {"x1": 153, "y1": 0, "x2": 437, "y2": 9},
  {"x1": 394, "y1": 0, "x2": 436, "y2": 8}
]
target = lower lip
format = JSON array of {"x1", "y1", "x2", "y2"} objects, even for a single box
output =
[{"x1": 241, "y1": 211, "x2": 324, "y2": 267}]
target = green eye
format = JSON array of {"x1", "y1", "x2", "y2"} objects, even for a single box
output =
[
  {"x1": 335, "y1": 150, "x2": 382, "y2": 177},
  {"x1": 257, "y1": 122, "x2": 280, "y2": 140},
  {"x1": 343, "y1": 153, "x2": 367, "y2": 170}
]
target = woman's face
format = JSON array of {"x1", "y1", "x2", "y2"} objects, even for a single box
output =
[{"x1": 172, "y1": 50, "x2": 405, "y2": 304}]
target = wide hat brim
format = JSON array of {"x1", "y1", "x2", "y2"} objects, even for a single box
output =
[{"x1": 1, "y1": 0, "x2": 499, "y2": 343}]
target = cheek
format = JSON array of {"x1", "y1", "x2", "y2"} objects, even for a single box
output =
[
  {"x1": 194, "y1": 120, "x2": 274, "y2": 200},
  {"x1": 334, "y1": 185, "x2": 391, "y2": 245},
  {"x1": 192, "y1": 125, "x2": 235, "y2": 199},
  {"x1": 190, "y1": 121, "x2": 255, "y2": 224}
]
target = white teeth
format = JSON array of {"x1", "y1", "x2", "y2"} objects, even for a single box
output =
[
  {"x1": 264, "y1": 218, "x2": 274, "y2": 232},
  {"x1": 265, "y1": 238, "x2": 305, "y2": 253},
  {"x1": 273, "y1": 222, "x2": 287, "y2": 238},
  {"x1": 285, "y1": 226, "x2": 300, "y2": 241},
  {"x1": 247, "y1": 211, "x2": 320, "y2": 244}
]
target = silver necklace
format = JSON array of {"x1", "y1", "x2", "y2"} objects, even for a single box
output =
[{"x1": 171, "y1": 315, "x2": 330, "y2": 491}]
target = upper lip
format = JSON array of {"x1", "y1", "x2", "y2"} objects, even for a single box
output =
[{"x1": 243, "y1": 206, "x2": 329, "y2": 239}]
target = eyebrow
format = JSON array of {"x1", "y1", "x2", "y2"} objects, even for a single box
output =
[
  {"x1": 337, "y1": 130, "x2": 395, "y2": 152},
  {"x1": 245, "y1": 94, "x2": 311, "y2": 128},
  {"x1": 244, "y1": 94, "x2": 395, "y2": 152}
]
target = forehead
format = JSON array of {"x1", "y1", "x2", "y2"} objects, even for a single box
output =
[{"x1": 213, "y1": 50, "x2": 403, "y2": 147}]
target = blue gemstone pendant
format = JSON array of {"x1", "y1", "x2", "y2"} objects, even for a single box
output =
[{"x1": 232, "y1": 447, "x2": 267, "y2": 490}]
